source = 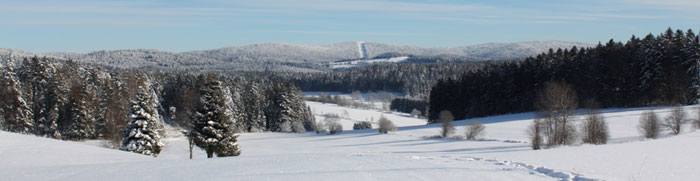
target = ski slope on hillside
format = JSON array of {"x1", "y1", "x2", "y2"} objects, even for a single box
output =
[{"x1": 1, "y1": 103, "x2": 699, "y2": 180}]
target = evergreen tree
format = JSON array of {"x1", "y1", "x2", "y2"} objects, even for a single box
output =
[
  {"x1": 683, "y1": 29, "x2": 700, "y2": 104},
  {"x1": 0, "y1": 56, "x2": 34, "y2": 134},
  {"x1": 121, "y1": 85, "x2": 165, "y2": 156},
  {"x1": 191, "y1": 74, "x2": 241, "y2": 158},
  {"x1": 242, "y1": 82, "x2": 267, "y2": 132},
  {"x1": 62, "y1": 80, "x2": 97, "y2": 140},
  {"x1": 265, "y1": 83, "x2": 312, "y2": 132}
]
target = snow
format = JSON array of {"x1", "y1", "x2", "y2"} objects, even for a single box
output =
[
  {"x1": 1, "y1": 103, "x2": 700, "y2": 180},
  {"x1": 331, "y1": 56, "x2": 410, "y2": 69}
]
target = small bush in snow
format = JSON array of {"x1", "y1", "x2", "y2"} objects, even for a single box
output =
[
  {"x1": 378, "y1": 115, "x2": 397, "y2": 134},
  {"x1": 663, "y1": 106, "x2": 687, "y2": 135},
  {"x1": 280, "y1": 121, "x2": 292, "y2": 132},
  {"x1": 581, "y1": 110, "x2": 609, "y2": 145},
  {"x1": 326, "y1": 118, "x2": 343, "y2": 134},
  {"x1": 639, "y1": 111, "x2": 661, "y2": 139},
  {"x1": 292, "y1": 121, "x2": 306, "y2": 133},
  {"x1": 527, "y1": 118, "x2": 543, "y2": 150},
  {"x1": 465, "y1": 121, "x2": 485, "y2": 140},
  {"x1": 439, "y1": 110, "x2": 455, "y2": 138},
  {"x1": 353, "y1": 121, "x2": 373, "y2": 130},
  {"x1": 410, "y1": 109, "x2": 422, "y2": 118},
  {"x1": 314, "y1": 120, "x2": 327, "y2": 134},
  {"x1": 693, "y1": 106, "x2": 700, "y2": 129}
]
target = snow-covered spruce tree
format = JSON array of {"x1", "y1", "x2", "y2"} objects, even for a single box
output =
[
  {"x1": 682, "y1": 30, "x2": 700, "y2": 104},
  {"x1": 26, "y1": 57, "x2": 61, "y2": 137},
  {"x1": 264, "y1": 83, "x2": 313, "y2": 133},
  {"x1": 0, "y1": 55, "x2": 34, "y2": 134},
  {"x1": 121, "y1": 85, "x2": 165, "y2": 156},
  {"x1": 62, "y1": 79, "x2": 97, "y2": 140},
  {"x1": 191, "y1": 74, "x2": 241, "y2": 158},
  {"x1": 241, "y1": 83, "x2": 266, "y2": 132},
  {"x1": 228, "y1": 82, "x2": 246, "y2": 133}
]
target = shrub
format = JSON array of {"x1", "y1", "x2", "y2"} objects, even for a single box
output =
[
  {"x1": 439, "y1": 110, "x2": 455, "y2": 138},
  {"x1": 326, "y1": 117, "x2": 343, "y2": 134},
  {"x1": 410, "y1": 109, "x2": 422, "y2": 118},
  {"x1": 527, "y1": 119, "x2": 543, "y2": 150},
  {"x1": 639, "y1": 111, "x2": 661, "y2": 139},
  {"x1": 280, "y1": 121, "x2": 292, "y2": 132},
  {"x1": 581, "y1": 110, "x2": 608, "y2": 145},
  {"x1": 378, "y1": 115, "x2": 397, "y2": 134},
  {"x1": 292, "y1": 121, "x2": 306, "y2": 133},
  {"x1": 465, "y1": 121, "x2": 485, "y2": 140},
  {"x1": 353, "y1": 121, "x2": 373, "y2": 130},
  {"x1": 663, "y1": 106, "x2": 687, "y2": 135},
  {"x1": 314, "y1": 120, "x2": 327, "y2": 134}
]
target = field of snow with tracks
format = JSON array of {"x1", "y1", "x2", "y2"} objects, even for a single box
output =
[{"x1": 1, "y1": 99, "x2": 699, "y2": 180}]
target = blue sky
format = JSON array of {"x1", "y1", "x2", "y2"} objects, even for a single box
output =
[{"x1": 0, "y1": 0, "x2": 698, "y2": 53}]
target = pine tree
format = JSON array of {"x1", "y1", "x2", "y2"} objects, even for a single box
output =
[
  {"x1": 62, "y1": 80, "x2": 97, "y2": 140},
  {"x1": 683, "y1": 29, "x2": 700, "y2": 104},
  {"x1": 242, "y1": 82, "x2": 267, "y2": 132},
  {"x1": 121, "y1": 85, "x2": 165, "y2": 156},
  {"x1": 191, "y1": 74, "x2": 241, "y2": 158},
  {"x1": 0, "y1": 55, "x2": 34, "y2": 134},
  {"x1": 265, "y1": 83, "x2": 311, "y2": 132},
  {"x1": 28, "y1": 57, "x2": 60, "y2": 137}
]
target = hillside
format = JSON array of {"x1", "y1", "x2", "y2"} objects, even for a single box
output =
[
  {"x1": 2, "y1": 99, "x2": 698, "y2": 180},
  {"x1": 0, "y1": 41, "x2": 591, "y2": 72}
]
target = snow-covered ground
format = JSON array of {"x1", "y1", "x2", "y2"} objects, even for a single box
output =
[
  {"x1": 331, "y1": 56, "x2": 409, "y2": 69},
  {"x1": 1, "y1": 103, "x2": 699, "y2": 180}
]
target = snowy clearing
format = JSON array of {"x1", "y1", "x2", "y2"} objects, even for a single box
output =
[{"x1": 2, "y1": 103, "x2": 700, "y2": 180}]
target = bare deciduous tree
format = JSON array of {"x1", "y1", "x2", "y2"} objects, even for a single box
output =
[
  {"x1": 527, "y1": 118, "x2": 543, "y2": 150},
  {"x1": 439, "y1": 110, "x2": 455, "y2": 138},
  {"x1": 639, "y1": 111, "x2": 661, "y2": 139},
  {"x1": 581, "y1": 110, "x2": 608, "y2": 145},
  {"x1": 535, "y1": 81, "x2": 578, "y2": 146},
  {"x1": 465, "y1": 121, "x2": 485, "y2": 140},
  {"x1": 378, "y1": 115, "x2": 396, "y2": 134},
  {"x1": 326, "y1": 117, "x2": 343, "y2": 134},
  {"x1": 663, "y1": 106, "x2": 687, "y2": 135}
]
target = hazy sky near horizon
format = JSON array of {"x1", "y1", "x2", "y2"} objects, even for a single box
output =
[{"x1": 0, "y1": 0, "x2": 698, "y2": 53}]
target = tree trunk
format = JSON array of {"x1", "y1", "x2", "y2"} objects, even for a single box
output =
[
  {"x1": 188, "y1": 137, "x2": 194, "y2": 160},
  {"x1": 206, "y1": 149, "x2": 214, "y2": 158}
]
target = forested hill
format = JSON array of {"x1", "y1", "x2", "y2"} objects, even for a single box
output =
[
  {"x1": 429, "y1": 28, "x2": 700, "y2": 122},
  {"x1": 1, "y1": 41, "x2": 590, "y2": 72}
]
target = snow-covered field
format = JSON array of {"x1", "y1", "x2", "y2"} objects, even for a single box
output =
[
  {"x1": 1, "y1": 102, "x2": 699, "y2": 180},
  {"x1": 331, "y1": 56, "x2": 409, "y2": 69}
]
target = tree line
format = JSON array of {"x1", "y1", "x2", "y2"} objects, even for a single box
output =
[
  {"x1": 429, "y1": 28, "x2": 700, "y2": 122},
  {"x1": 0, "y1": 55, "x2": 313, "y2": 157}
]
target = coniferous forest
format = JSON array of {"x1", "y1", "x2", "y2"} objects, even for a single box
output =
[
  {"x1": 429, "y1": 28, "x2": 700, "y2": 122},
  {"x1": 0, "y1": 56, "x2": 313, "y2": 156}
]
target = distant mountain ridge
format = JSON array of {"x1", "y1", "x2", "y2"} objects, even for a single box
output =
[{"x1": 1, "y1": 41, "x2": 592, "y2": 72}]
